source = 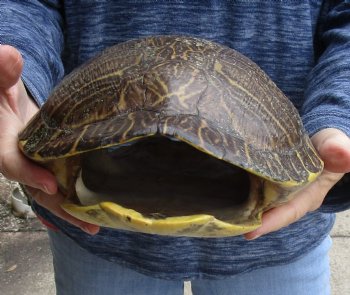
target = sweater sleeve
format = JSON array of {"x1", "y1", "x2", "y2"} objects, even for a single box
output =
[
  {"x1": 301, "y1": 1, "x2": 350, "y2": 213},
  {"x1": 0, "y1": 0, "x2": 65, "y2": 106}
]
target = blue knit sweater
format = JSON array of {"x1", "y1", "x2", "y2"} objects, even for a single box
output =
[{"x1": 1, "y1": 0, "x2": 350, "y2": 280}]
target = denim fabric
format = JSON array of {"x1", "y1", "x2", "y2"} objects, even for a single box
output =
[
  {"x1": 1, "y1": 0, "x2": 350, "y2": 280},
  {"x1": 48, "y1": 229, "x2": 184, "y2": 295},
  {"x1": 191, "y1": 236, "x2": 332, "y2": 295},
  {"x1": 48, "y1": 229, "x2": 331, "y2": 295}
]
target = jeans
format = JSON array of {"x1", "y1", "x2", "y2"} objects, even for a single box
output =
[{"x1": 48, "y1": 230, "x2": 331, "y2": 295}]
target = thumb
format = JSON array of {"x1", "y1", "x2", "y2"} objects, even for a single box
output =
[
  {"x1": 312, "y1": 128, "x2": 350, "y2": 173},
  {"x1": 0, "y1": 45, "x2": 23, "y2": 88}
]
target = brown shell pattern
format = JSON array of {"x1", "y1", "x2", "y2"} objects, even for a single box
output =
[{"x1": 19, "y1": 36, "x2": 322, "y2": 183}]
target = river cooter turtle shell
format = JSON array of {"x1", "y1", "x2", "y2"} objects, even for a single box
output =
[{"x1": 18, "y1": 36, "x2": 323, "y2": 237}]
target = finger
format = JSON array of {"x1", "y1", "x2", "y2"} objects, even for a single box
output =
[
  {"x1": 312, "y1": 128, "x2": 350, "y2": 173},
  {"x1": 0, "y1": 145, "x2": 58, "y2": 194},
  {"x1": 0, "y1": 45, "x2": 23, "y2": 88},
  {"x1": 244, "y1": 170, "x2": 343, "y2": 240},
  {"x1": 244, "y1": 199, "x2": 310, "y2": 240},
  {"x1": 25, "y1": 186, "x2": 100, "y2": 235}
]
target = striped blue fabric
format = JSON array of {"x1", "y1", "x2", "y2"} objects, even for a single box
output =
[{"x1": 1, "y1": 0, "x2": 350, "y2": 280}]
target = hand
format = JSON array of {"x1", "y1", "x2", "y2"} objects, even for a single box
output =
[
  {"x1": 0, "y1": 45, "x2": 99, "y2": 235},
  {"x1": 244, "y1": 128, "x2": 350, "y2": 240}
]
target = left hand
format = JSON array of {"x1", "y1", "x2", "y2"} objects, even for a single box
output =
[
  {"x1": 0, "y1": 45, "x2": 100, "y2": 235},
  {"x1": 245, "y1": 128, "x2": 350, "y2": 240}
]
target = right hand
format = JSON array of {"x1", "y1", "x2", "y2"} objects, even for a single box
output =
[{"x1": 0, "y1": 45, "x2": 99, "y2": 234}]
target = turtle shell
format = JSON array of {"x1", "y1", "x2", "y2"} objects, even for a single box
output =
[{"x1": 19, "y1": 36, "x2": 323, "y2": 237}]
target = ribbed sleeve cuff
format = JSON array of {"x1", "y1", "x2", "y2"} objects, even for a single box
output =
[
  {"x1": 0, "y1": 1, "x2": 64, "y2": 106},
  {"x1": 302, "y1": 109, "x2": 350, "y2": 138}
]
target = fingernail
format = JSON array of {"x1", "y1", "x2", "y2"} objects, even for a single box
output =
[
  {"x1": 82, "y1": 225, "x2": 99, "y2": 235},
  {"x1": 40, "y1": 185, "x2": 51, "y2": 195},
  {"x1": 40, "y1": 184, "x2": 55, "y2": 195},
  {"x1": 82, "y1": 226, "x2": 92, "y2": 234},
  {"x1": 245, "y1": 232, "x2": 261, "y2": 241}
]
